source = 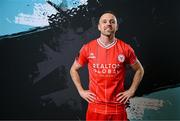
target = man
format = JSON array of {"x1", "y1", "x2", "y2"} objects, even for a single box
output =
[{"x1": 70, "y1": 11, "x2": 144, "y2": 121}]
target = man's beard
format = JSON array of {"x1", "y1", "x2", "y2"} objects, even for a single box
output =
[{"x1": 102, "y1": 30, "x2": 115, "y2": 36}]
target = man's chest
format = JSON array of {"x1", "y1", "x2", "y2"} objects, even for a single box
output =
[
  {"x1": 87, "y1": 46, "x2": 126, "y2": 64},
  {"x1": 87, "y1": 46, "x2": 126, "y2": 76}
]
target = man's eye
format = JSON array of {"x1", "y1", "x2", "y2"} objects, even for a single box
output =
[{"x1": 111, "y1": 21, "x2": 115, "y2": 24}]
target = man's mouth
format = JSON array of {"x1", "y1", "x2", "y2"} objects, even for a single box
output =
[{"x1": 105, "y1": 27, "x2": 112, "y2": 30}]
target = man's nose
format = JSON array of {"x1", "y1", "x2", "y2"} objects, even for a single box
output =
[
  {"x1": 106, "y1": 21, "x2": 112, "y2": 25},
  {"x1": 105, "y1": 23, "x2": 110, "y2": 26}
]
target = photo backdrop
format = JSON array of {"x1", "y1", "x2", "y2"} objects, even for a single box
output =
[{"x1": 0, "y1": 0, "x2": 180, "y2": 120}]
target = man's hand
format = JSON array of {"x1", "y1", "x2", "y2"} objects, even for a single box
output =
[
  {"x1": 79, "y1": 90, "x2": 96, "y2": 103},
  {"x1": 116, "y1": 60, "x2": 144, "y2": 104},
  {"x1": 70, "y1": 61, "x2": 97, "y2": 103},
  {"x1": 116, "y1": 89, "x2": 135, "y2": 104}
]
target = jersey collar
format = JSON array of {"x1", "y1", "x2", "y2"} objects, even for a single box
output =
[{"x1": 97, "y1": 38, "x2": 117, "y2": 49}]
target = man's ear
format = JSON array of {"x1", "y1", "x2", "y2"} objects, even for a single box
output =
[
  {"x1": 116, "y1": 24, "x2": 119, "y2": 31},
  {"x1": 98, "y1": 24, "x2": 100, "y2": 31}
]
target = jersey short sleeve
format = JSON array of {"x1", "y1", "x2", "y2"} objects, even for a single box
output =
[
  {"x1": 126, "y1": 45, "x2": 137, "y2": 65},
  {"x1": 75, "y1": 44, "x2": 88, "y2": 66}
]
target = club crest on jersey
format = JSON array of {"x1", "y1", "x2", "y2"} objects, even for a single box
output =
[{"x1": 118, "y1": 54, "x2": 125, "y2": 62}]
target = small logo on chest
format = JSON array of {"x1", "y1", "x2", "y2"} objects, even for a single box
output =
[
  {"x1": 118, "y1": 54, "x2": 125, "y2": 62},
  {"x1": 88, "y1": 53, "x2": 96, "y2": 59}
]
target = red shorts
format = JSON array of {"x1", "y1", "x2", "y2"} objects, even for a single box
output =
[{"x1": 86, "y1": 104, "x2": 128, "y2": 121}]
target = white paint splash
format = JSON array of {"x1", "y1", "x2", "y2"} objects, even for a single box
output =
[
  {"x1": 69, "y1": 0, "x2": 88, "y2": 9},
  {"x1": 127, "y1": 97, "x2": 164, "y2": 120},
  {"x1": 15, "y1": 0, "x2": 88, "y2": 27},
  {"x1": 15, "y1": 3, "x2": 58, "y2": 27},
  {"x1": 48, "y1": 0, "x2": 88, "y2": 9}
]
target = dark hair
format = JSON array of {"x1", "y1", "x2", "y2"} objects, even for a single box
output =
[
  {"x1": 100, "y1": 11, "x2": 118, "y2": 17},
  {"x1": 98, "y1": 10, "x2": 119, "y2": 24}
]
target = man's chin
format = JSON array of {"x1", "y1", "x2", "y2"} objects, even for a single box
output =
[
  {"x1": 101, "y1": 31, "x2": 114, "y2": 36},
  {"x1": 105, "y1": 32, "x2": 113, "y2": 36}
]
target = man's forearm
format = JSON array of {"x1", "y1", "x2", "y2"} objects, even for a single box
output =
[{"x1": 129, "y1": 67, "x2": 144, "y2": 93}]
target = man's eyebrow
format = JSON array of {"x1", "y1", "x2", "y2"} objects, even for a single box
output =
[{"x1": 101, "y1": 18, "x2": 115, "y2": 21}]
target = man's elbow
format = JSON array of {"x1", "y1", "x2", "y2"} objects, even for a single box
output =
[
  {"x1": 139, "y1": 66, "x2": 144, "y2": 78},
  {"x1": 70, "y1": 65, "x2": 79, "y2": 76},
  {"x1": 70, "y1": 66, "x2": 74, "y2": 76}
]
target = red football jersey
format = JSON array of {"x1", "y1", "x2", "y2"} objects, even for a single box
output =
[{"x1": 76, "y1": 38, "x2": 137, "y2": 114}]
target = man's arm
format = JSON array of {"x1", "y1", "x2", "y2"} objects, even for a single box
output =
[
  {"x1": 70, "y1": 60, "x2": 96, "y2": 103},
  {"x1": 116, "y1": 59, "x2": 144, "y2": 104}
]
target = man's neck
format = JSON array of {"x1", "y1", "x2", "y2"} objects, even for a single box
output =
[{"x1": 99, "y1": 34, "x2": 115, "y2": 46}]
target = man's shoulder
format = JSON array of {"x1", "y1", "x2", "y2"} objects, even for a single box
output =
[
  {"x1": 116, "y1": 38, "x2": 134, "y2": 52},
  {"x1": 80, "y1": 39, "x2": 97, "y2": 52},
  {"x1": 84, "y1": 39, "x2": 97, "y2": 46},
  {"x1": 116, "y1": 38, "x2": 129, "y2": 46}
]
